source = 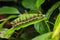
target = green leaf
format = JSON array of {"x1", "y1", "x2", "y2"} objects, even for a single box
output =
[
  {"x1": 45, "y1": 1, "x2": 60, "y2": 20},
  {"x1": 0, "y1": 22, "x2": 5, "y2": 30},
  {"x1": 34, "y1": 21, "x2": 50, "y2": 34},
  {"x1": 0, "y1": 28, "x2": 9, "y2": 38},
  {"x1": 52, "y1": 13, "x2": 60, "y2": 40},
  {"x1": 54, "y1": 13, "x2": 60, "y2": 30},
  {"x1": 4, "y1": 27, "x2": 15, "y2": 39},
  {"x1": 52, "y1": 23, "x2": 60, "y2": 40},
  {"x1": 32, "y1": 32, "x2": 52, "y2": 40},
  {"x1": 22, "y1": 0, "x2": 45, "y2": 10},
  {"x1": 0, "y1": 6, "x2": 19, "y2": 14},
  {"x1": 36, "y1": 0, "x2": 45, "y2": 9},
  {"x1": 22, "y1": 0, "x2": 37, "y2": 10}
]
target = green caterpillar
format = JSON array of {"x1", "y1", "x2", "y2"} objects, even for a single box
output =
[{"x1": 11, "y1": 13, "x2": 45, "y2": 27}]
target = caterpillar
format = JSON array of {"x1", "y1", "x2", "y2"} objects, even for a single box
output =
[{"x1": 11, "y1": 13, "x2": 45, "y2": 27}]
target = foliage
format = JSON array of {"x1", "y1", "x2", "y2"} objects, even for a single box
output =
[
  {"x1": 22, "y1": 0, "x2": 45, "y2": 10},
  {"x1": 32, "y1": 32, "x2": 52, "y2": 40},
  {"x1": 0, "y1": 6, "x2": 19, "y2": 14},
  {"x1": 0, "y1": 0, "x2": 60, "y2": 40},
  {"x1": 52, "y1": 13, "x2": 60, "y2": 40}
]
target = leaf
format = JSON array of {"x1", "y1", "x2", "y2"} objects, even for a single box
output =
[
  {"x1": 52, "y1": 23, "x2": 60, "y2": 40},
  {"x1": 54, "y1": 13, "x2": 60, "y2": 30},
  {"x1": 22, "y1": 0, "x2": 45, "y2": 10},
  {"x1": 36, "y1": 0, "x2": 45, "y2": 9},
  {"x1": 32, "y1": 32, "x2": 52, "y2": 40},
  {"x1": 0, "y1": 6, "x2": 19, "y2": 14},
  {"x1": 0, "y1": 22, "x2": 5, "y2": 30},
  {"x1": 0, "y1": 28, "x2": 9, "y2": 38},
  {"x1": 22, "y1": 0, "x2": 37, "y2": 10},
  {"x1": 52, "y1": 13, "x2": 60, "y2": 40},
  {"x1": 34, "y1": 21, "x2": 50, "y2": 34},
  {"x1": 45, "y1": 1, "x2": 60, "y2": 20},
  {"x1": 4, "y1": 27, "x2": 15, "y2": 39}
]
